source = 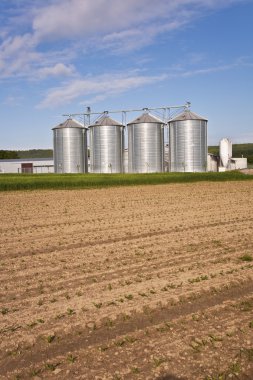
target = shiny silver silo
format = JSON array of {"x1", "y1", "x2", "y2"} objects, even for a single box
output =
[
  {"x1": 52, "y1": 118, "x2": 88, "y2": 173},
  {"x1": 127, "y1": 113, "x2": 164, "y2": 173},
  {"x1": 89, "y1": 115, "x2": 124, "y2": 173},
  {"x1": 169, "y1": 110, "x2": 207, "y2": 172}
]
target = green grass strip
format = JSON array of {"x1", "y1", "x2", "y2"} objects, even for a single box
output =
[{"x1": 0, "y1": 171, "x2": 252, "y2": 192}]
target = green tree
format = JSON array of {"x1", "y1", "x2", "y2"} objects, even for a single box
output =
[{"x1": 0, "y1": 150, "x2": 19, "y2": 159}]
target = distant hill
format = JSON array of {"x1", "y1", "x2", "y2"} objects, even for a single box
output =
[
  {"x1": 17, "y1": 149, "x2": 53, "y2": 159},
  {"x1": 0, "y1": 149, "x2": 53, "y2": 159},
  {"x1": 0, "y1": 150, "x2": 19, "y2": 159},
  {"x1": 208, "y1": 143, "x2": 253, "y2": 164},
  {"x1": 0, "y1": 149, "x2": 93, "y2": 159}
]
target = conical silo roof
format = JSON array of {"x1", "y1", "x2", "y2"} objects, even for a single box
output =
[
  {"x1": 89, "y1": 115, "x2": 123, "y2": 127},
  {"x1": 52, "y1": 118, "x2": 85, "y2": 130},
  {"x1": 170, "y1": 110, "x2": 207, "y2": 122},
  {"x1": 127, "y1": 113, "x2": 164, "y2": 125}
]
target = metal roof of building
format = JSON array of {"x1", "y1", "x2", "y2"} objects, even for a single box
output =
[
  {"x1": 89, "y1": 115, "x2": 123, "y2": 127},
  {"x1": 52, "y1": 118, "x2": 86, "y2": 130},
  {"x1": 170, "y1": 110, "x2": 207, "y2": 122},
  {"x1": 0, "y1": 158, "x2": 54, "y2": 163},
  {"x1": 127, "y1": 113, "x2": 164, "y2": 125}
]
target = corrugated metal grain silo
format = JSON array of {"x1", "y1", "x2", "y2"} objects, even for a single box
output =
[
  {"x1": 89, "y1": 115, "x2": 124, "y2": 173},
  {"x1": 127, "y1": 113, "x2": 164, "y2": 173},
  {"x1": 169, "y1": 110, "x2": 207, "y2": 172},
  {"x1": 52, "y1": 118, "x2": 88, "y2": 173}
]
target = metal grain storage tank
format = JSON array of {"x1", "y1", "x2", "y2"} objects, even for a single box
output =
[
  {"x1": 52, "y1": 118, "x2": 88, "y2": 173},
  {"x1": 89, "y1": 115, "x2": 124, "y2": 173},
  {"x1": 169, "y1": 110, "x2": 207, "y2": 172},
  {"x1": 219, "y1": 138, "x2": 232, "y2": 168},
  {"x1": 127, "y1": 113, "x2": 164, "y2": 173}
]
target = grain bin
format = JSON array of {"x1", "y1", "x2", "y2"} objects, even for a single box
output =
[
  {"x1": 127, "y1": 113, "x2": 164, "y2": 173},
  {"x1": 169, "y1": 110, "x2": 207, "y2": 172},
  {"x1": 89, "y1": 115, "x2": 124, "y2": 173},
  {"x1": 52, "y1": 118, "x2": 88, "y2": 173}
]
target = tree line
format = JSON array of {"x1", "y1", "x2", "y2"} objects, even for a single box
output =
[
  {"x1": 0, "y1": 150, "x2": 53, "y2": 159},
  {"x1": 208, "y1": 143, "x2": 253, "y2": 164}
]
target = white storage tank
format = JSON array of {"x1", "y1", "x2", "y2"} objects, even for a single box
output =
[
  {"x1": 89, "y1": 115, "x2": 124, "y2": 173},
  {"x1": 169, "y1": 110, "x2": 208, "y2": 172},
  {"x1": 52, "y1": 118, "x2": 88, "y2": 173},
  {"x1": 127, "y1": 113, "x2": 164, "y2": 173},
  {"x1": 219, "y1": 138, "x2": 232, "y2": 168}
]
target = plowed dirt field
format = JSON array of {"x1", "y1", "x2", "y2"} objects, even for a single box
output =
[{"x1": 0, "y1": 182, "x2": 253, "y2": 380}]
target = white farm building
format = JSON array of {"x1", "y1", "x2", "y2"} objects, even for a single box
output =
[{"x1": 0, "y1": 158, "x2": 54, "y2": 174}]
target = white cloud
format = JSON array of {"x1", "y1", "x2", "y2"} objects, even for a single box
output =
[
  {"x1": 99, "y1": 18, "x2": 189, "y2": 53},
  {"x1": 0, "y1": 33, "x2": 40, "y2": 78},
  {"x1": 177, "y1": 57, "x2": 252, "y2": 77},
  {"x1": 31, "y1": 0, "x2": 245, "y2": 45},
  {"x1": 38, "y1": 71, "x2": 167, "y2": 108},
  {"x1": 32, "y1": 0, "x2": 172, "y2": 40},
  {"x1": 38, "y1": 63, "x2": 75, "y2": 78},
  {"x1": 0, "y1": 33, "x2": 37, "y2": 59},
  {"x1": 0, "y1": 0, "x2": 247, "y2": 80},
  {"x1": 180, "y1": 63, "x2": 239, "y2": 77},
  {"x1": 37, "y1": 56, "x2": 251, "y2": 108},
  {"x1": 0, "y1": 31, "x2": 76, "y2": 79}
]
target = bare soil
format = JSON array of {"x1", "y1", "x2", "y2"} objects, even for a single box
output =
[
  {"x1": 240, "y1": 169, "x2": 253, "y2": 175},
  {"x1": 0, "y1": 182, "x2": 253, "y2": 380}
]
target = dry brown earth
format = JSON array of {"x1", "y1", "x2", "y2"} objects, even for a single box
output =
[
  {"x1": 0, "y1": 182, "x2": 253, "y2": 380},
  {"x1": 240, "y1": 169, "x2": 253, "y2": 175}
]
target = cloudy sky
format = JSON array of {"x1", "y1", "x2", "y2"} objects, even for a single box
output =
[{"x1": 0, "y1": 0, "x2": 253, "y2": 149}]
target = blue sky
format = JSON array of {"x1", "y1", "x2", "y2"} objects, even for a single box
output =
[{"x1": 0, "y1": 0, "x2": 253, "y2": 149}]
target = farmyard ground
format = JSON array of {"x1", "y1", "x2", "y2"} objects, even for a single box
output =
[{"x1": 0, "y1": 182, "x2": 253, "y2": 379}]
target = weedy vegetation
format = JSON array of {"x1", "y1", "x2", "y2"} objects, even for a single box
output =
[{"x1": 0, "y1": 171, "x2": 252, "y2": 192}]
